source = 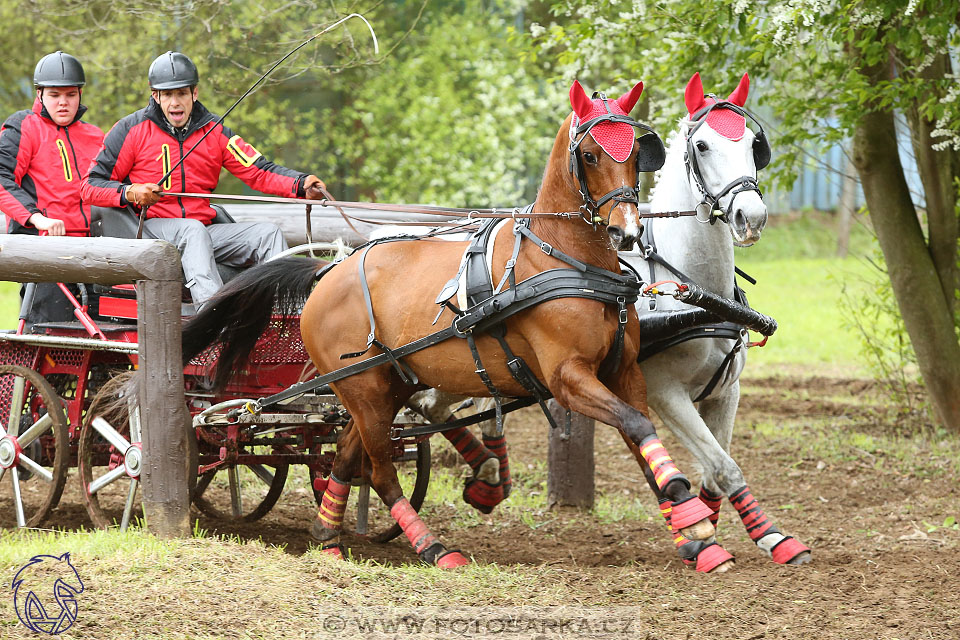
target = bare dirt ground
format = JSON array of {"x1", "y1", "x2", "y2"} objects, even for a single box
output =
[{"x1": 3, "y1": 372, "x2": 959, "y2": 639}]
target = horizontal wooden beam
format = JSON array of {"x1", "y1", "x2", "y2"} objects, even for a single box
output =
[{"x1": 0, "y1": 236, "x2": 182, "y2": 283}]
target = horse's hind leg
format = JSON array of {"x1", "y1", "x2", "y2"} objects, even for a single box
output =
[
  {"x1": 408, "y1": 391, "x2": 504, "y2": 512},
  {"x1": 311, "y1": 419, "x2": 363, "y2": 559},
  {"x1": 350, "y1": 384, "x2": 470, "y2": 569},
  {"x1": 699, "y1": 384, "x2": 811, "y2": 565}
]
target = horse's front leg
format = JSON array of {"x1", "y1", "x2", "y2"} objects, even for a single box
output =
[
  {"x1": 699, "y1": 384, "x2": 812, "y2": 565},
  {"x1": 549, "y1": 359, "x2": 715, "y2": 542}
]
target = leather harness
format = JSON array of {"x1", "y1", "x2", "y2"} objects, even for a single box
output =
[
  {"x1": 250, "y1": 212, "x2": 641, "y2": 436},
  {"x1": 636, "y1": 219, "x2": 752, "y2": 403}
]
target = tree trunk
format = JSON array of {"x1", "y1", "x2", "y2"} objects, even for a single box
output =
[
  {"x1": 852, "y1": 52, "x2": 960, "y2": 432},
  {"x1": 547, "y1": 400, "x2": 595, "y2": 508},
  {"x1": 899, "y1": 52, "x2": 960, "y2": 316},
  {"x1": 836, "y1": 153, "x2": 857, "y2": 258}
]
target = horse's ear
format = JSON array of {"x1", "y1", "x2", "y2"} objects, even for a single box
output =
[
  {"x1": 59, "y1": 552, "x2": 71, "y2": 562},
  {"x1": 569, "y1": 80, "x2": 594, "y2": 119},
  {"x1": 727, "y1": 73, "x2": 750, "y2": 106},
  {"x1": 615, "y1": 81, "x2": 644, "y2": 115},
  {"x1": 684, "y1": 72, "x2": 705, "y2": 115}
]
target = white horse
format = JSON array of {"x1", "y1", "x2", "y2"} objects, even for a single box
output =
[
  {"x1": 399, "y1": 73, "x2": 810, "y2": 572},
  {"x1": 620, "y1": 72, "x2": 810, "y2": 570}
]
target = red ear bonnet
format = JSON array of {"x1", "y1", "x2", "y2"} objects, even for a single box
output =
[
  {"x1": 616, "y1": 81, "x2": 644, "y2": 115},
  {"x1": 568, "y1": 80, "x2": 641, "y2": 163},
  {"x1": 685, "y1": 72, "x2": 747, "y2": 141}
]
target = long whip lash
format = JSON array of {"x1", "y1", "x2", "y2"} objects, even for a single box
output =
[{"x1": 136, "y1": 13, "x2": 379, "y2": 237}]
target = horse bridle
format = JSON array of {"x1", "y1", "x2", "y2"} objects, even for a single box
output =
[
  {"x1": 684, "y1": 99, "x2": 771, "y2": 225},
  {"x1": 569, "y1": 93, "x2": 666, "y2": 228}
]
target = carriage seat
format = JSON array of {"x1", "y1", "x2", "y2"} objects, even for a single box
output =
[{"x1": 89, "y1": 205, "x2": 244, "y2": 298}]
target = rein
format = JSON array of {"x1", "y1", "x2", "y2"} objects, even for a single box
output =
[{"x1": 160, "y1": 190, "x2": 700, "y2": 222}]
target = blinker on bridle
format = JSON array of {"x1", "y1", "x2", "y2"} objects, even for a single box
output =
[
  {"x1": 684, "y1": 98, "x2": 771, "y2": 226},
  {"x1": 568, "y1": 92, "x2": 666, "y2": 229}
]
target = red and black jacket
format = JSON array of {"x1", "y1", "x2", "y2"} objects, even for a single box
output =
[
  {"x1": 82, "y1": 98, "x2": 308, "y2": 224},
  {"x1": 0, "y1": 99, "x2": 104, "y2": 236}
]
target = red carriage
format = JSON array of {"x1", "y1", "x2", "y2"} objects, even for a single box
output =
[{"x1": 0, "y1": 212, "x2": 430, "y2": 540}]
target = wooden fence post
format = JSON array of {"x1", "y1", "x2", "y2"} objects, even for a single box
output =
[
  {"x1": 137, "y1": 279, "x2": 191, "y2": 538},
  {"x1": 547, "y1": 399, "x2": 595, "y2": 508}
]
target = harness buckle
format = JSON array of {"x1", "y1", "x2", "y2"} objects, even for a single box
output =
[
  {"x1": 617, "y1": 296, "x2": 628, "y2": 324},
  {"x1": 389, "y1": 426, "x2": 402, "y2": 441},
  {"x1": 540, "y1": 241, "x2": 553, "y2": 256},
  {"x1": 505, "y1": 259, "x2": 516, "y2": 270}
]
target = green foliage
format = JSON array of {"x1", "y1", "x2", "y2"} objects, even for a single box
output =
[
  {"x1": 837, "y1": 242, "x2": 933, "y2": 423},
  {"x1": 316, "y1": 6, "x2": 563, "y2": 206}
]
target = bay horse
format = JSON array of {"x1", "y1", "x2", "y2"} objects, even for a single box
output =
[{"x1": 181, "y1": 79, "x2": 718, "y2": 567}]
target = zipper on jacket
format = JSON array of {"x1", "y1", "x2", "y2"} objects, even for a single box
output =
[
  {"x1": 62, "y1": 126, "x2": 89, "y2": 227},
  {"x1": 177, "y1": 138, "x2": 187, "y2": 217}
]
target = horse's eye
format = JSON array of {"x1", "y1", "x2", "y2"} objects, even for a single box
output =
[
  {"x1": 583, "y1": 152, "x2": 598, "y2": 165},
  {"x1": 695, "y1": 141, "x2": 709, "y2": 153}
]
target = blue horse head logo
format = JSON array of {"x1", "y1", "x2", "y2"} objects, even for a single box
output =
[{"x1": 11, "y1": 552, "x2": 84, "y2": 635}]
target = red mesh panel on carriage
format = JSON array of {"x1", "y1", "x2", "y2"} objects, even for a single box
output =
[
  {"x1": 189, "y1": 315, "x2": 309, "y2": 367},
  {"x1": 0, "y1": 342, "x2": 37, "y2": 420}
]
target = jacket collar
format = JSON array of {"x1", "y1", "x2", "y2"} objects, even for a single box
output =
[
  {"x1": 32, "y1": 97, "x2": 88, "y2": 127},
  {"x1": 145, "y1": 96, "x2": 217, "y2": 141}
]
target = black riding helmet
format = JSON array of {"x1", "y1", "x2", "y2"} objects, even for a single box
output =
[
  {"x1": 148, "y1": 51, "x2": 199, "y2": 90},
  {"x1": 34, "y1": 51, "x2": 85, "y2": 87}
]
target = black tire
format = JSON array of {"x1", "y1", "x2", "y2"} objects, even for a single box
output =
[{"x1": 192, "y1": 460, "x2": 289, "y2": 522}]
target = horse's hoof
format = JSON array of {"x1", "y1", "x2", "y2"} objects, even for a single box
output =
[
  {"x1": 320, "y1": 543, "x2": 346, "y2": 560},
  {"x1": 680, "y1": 541, "x2": 734, "y2": 573},
  {"x1": 697, "y1": 544, "x2": 735, "y2": 573},
  {"x1": 771, "y1": 537, "x2": 812, "y2": 565},
  {"x1": 463, "y1": 478, "x2": 505, "y2": 514},
  {"x1": 679, "y1": 518, "x2": 715, "y2": 542},
  {"x1": 436, "y1": 549, "x2": 470, "y2": 569}
]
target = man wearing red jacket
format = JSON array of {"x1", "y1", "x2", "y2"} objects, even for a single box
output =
[
  {"x1": 0, "y1": 51, "x2": 103, "y2": 236},
  {"x1": 0, "y1": 51, "x2": 104, "y2": 327},
  {"x1": 82, "y1": 51, "x2": 325, "y2": 307}
]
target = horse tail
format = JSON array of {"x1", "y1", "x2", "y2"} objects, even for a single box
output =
[{"x1": 183, "y1": 257, "x2": 327, "y2": 391}]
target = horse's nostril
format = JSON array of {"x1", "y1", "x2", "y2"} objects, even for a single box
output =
[{"x1": 735, "y1": 209, "x2": 747, "y2": 228}]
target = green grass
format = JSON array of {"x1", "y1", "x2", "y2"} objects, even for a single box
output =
[{"x1": 0, "y1": 280, "x2": 19, "y2": 327}]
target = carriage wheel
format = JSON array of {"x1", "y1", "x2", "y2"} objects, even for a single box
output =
[
  {"x1": 310, "y1": 438, "x2": 431, "y2": 543},
  {"x1": 192, "y1": 460, "x2": 289, "y2": 522},
  {"x1": 0, "y1": 365, "x2": 69, "y2": 528},
  {"x1": 79, "y1": 397, "x2": 198, "y2": 530}
]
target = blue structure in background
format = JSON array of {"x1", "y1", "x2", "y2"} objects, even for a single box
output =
[{"x1": 765, "y1": 113, "x2": 925, "y2": 214}]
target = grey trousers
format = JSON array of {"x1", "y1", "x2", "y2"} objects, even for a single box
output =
[{"x1": 143, "y1": 218, "x2": 287, "y2": 305}]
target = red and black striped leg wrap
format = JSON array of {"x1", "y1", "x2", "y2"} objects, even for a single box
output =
[
  {"x1": 730, "y1": 485, "x2": 779, "y2": 542},
  {"x1": 659, "y1": 500, "x2": 733, "y2": 573},
  {"x1": 639, "y1": 436, "x2": 688, "y2": 492},
  {"x1": 482, "y1": 433, "x2": 512, "y2": 499},
  {"x1": 699, "y1": 486, "x2": 723, "y2": 528},
  {"x1": 391, "y1": 497, "x2": 469, "y2": 568},
  {"x1": 444, "y1": 427, "x2": 495, "y2": 475}
]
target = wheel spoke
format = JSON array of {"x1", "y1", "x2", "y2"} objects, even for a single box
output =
[
  {"x1": 11, "y1": 467, "x2": 26, "y2": 527},
  {"x1": 7, "y1": 376, "x2": 25, "y2": 436},
  {"x1": 120, "y1": 479, "x2": 139, "y2": 531},
  {"x1": 127, "y1": 397, "x2": 141, "y2": 443},
  {"x1": 16, "y1": 413, "x2": 53, "y2": 448},
  {"x1": 248, "y1": 464, "x2": 274, "y2": 486},
  {"x1": 17, "y1": 454, "x2": 53, "y2": 483},
  {"x1": 228, "y1": 466, "x2": 243, "y2": 517},
  {"x1": 91, "y1": 417, "x2": 131, "y2": 453},
  {"x1": 0, "y1": 467, "x2": 5, "y2": 483},
  {"x1": 88, "y1": 464, "x2": 129, "y2": 495}
]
